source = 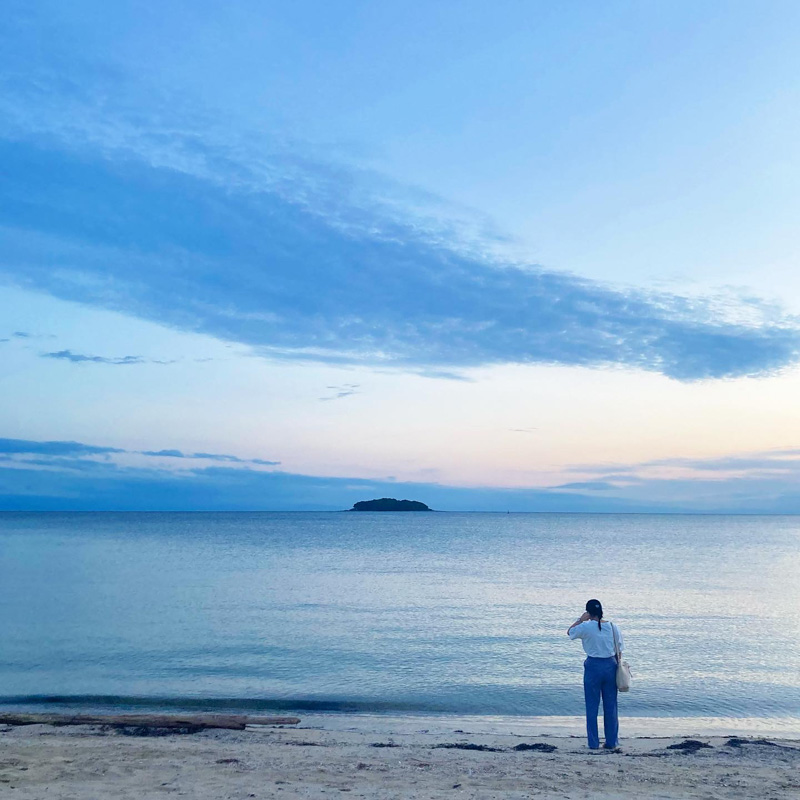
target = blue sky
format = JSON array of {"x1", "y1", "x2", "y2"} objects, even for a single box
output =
[{"x1": 2, "y1": 1, "x2": 800, "y2": 510}]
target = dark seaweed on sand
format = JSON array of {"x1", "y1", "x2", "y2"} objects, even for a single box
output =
[
  {"x1": 666, "y1": 739, "x2": 713, "y2": 752},
  {"x1": 513, "y1": 743, "x2": 557, "y2": 752},
  {"x1": 433, "y1": 743, "x2": 503, "y2": 752}
]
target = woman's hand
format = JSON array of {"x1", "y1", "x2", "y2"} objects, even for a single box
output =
[{"x1": 567, "y1": 611, "x2": 591, "y2": 634}]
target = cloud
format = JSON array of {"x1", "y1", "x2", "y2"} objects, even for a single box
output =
[
  {"x1": 8, "y1": 331, "x2": 55, "y2": 340},
  {"x1": 551, "y1": 481, "x2": 616, "y2": 491},
  {"x1": 320, "y1": 384, "x2": 360, "y2": 401},
  {"x1": 415, "y1": 369, "x2": 474, "y2": 381},
  {"x1": 570, "y1": 448, "x2": 800, "y2": 478},
  {"x1": 1, "y1": 331, "x2": 53, "y2": 342},
  {"x1": 41, "y1": 349, "x2": 176, "y2": 365},
  {"x1": 43, "y1": 349, "x2": 144, "y2": 365},
  {"x1": 0, "y1": 437, "x2": 124, "y2": 456},
  {"x1": 139, "y1": 449, "x2": 280, "y2": 466},
  {"x1": 2, "y1": 436, "x2": 800, "y2": 512},
  {"x1": 0, "y1": 437, "x2": 279, "y2": 468},
  {"x1": 0, "y1": 443, "x2": 655, "y2": 512},
  {"x1": 0, "y1": 454, "x2": 122, "y2": 473},
  {"x1": 193, "y1": 452, "x2": 244, "y2": 462},
  {"x1": 554, "y1": 446, "x2": 800, "y2": 511},
  {"x1": 1, "y1": 72, "x2": 799, "y2": 382}
]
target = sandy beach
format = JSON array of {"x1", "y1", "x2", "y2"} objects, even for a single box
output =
[{"x1": 1, "y1": 716, "x2": 798, "y2": 799}]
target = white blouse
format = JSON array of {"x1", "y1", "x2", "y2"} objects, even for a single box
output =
[{"x1": 568, "y1": 620, "x2": 623, "y2": 658}]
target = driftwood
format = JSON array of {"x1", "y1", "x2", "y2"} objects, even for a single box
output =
[{"x1": 0, "y1": 713, "x2": 300, "y2": 731}]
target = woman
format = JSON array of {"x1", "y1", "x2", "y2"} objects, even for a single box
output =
[{"x1": 567, "y1": 599, "x2": 623, "y2": 750}]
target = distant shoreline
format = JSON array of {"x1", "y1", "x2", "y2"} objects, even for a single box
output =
[{"x1": 4, "y1": 509, "x2": 800, "y2": 516}]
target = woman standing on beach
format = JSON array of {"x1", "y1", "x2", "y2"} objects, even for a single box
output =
[{"x1": 567, "y1": 599, "x2": 622, "y2": 750}]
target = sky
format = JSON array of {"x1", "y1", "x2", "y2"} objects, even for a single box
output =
[{"x1": 2, "y1": 0, "x2": 800, "y2": 511}]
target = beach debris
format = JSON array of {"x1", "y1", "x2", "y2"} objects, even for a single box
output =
[
  {"x1": 666, "y1": 740, "x2": 713, "y2": 752},
  {"x1": 513, "y1": 743, "x2": 557, "y2": 753},
  {"x1": 117, "y1": 725, "x2": 202, "y2": 736},
  {"x1": 215, "y1": 758, "x2": 242, "y2": 764},
  {"x1": 452, "y1": 783, "x2": 462, "y2": 789},
  {"x1": 434, "y1": 743, "x2": 503, "y2": 752},
  {"x1": 0, "y1": 713, "x2": 300, "y2": 731},
  {"x1": 724, "y1": 737, "x2": 793, "y2": 750},
  {"x1": 284, "y1": 740, "x2": 325, "y2": 746}
]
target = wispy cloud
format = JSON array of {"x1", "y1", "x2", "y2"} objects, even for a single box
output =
[
  {"x1": 568, "y1": 448, "x2": 800, "y2": 478},
  {"x1": 0, "y1": 438, "x2": 279, "y2": 468},
  {"x1": 0, "y1": 454, "x2": 123, "y2": 473},
  {"x1": 3, "y1": 331, "x2": 53, "y2": 341},
  {"x1": 1, "y1": 71, "x2": 799, "y2": 382},
  {"x1": 140, "y1": 448, "x2": 281, "y2": 466},
  {"x1": 0, "y1": 438, "x2": 124, "y2": 456},
  {"x1": 320, "y1": 384, "x2": 360, "y2": 401},
  {"x1": 552, "y1": 481, "x2": 615, "y2": 491},
  {"x1": 553, "y1": 447, "x2": 800, "y2": 510},
  {"x1": 192, "y1": 452, "x2": 246, "y2": 462},
  {"x1": 42, "y1": 349, "x2": 176, "y2": 365}
]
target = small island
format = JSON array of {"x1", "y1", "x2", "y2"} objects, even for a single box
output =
[{"x1": 348, "y1": 498, "x2": 432, "y2": 512}]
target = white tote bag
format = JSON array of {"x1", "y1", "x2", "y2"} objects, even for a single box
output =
[{"x1": 611, "y1": 623, "x2": 632, "y2": 692}]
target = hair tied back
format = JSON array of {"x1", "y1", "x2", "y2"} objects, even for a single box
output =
[{"x1": 586, "y1": 598, "x2": 603, "y2": 630}]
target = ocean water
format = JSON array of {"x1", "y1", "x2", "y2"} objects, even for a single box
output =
[{"x1": 1, "y1": 512, "x2": 798, "y2": 722}]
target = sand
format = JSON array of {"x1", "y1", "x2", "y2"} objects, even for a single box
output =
[{"x1": 1, "y1": 718, "x2": 798, "y2": 799}]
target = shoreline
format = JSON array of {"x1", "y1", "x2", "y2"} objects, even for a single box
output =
[
  {"x1": 295, "y1": 712, "x2": 800, "y2": 740},
  {"x1": 1, "y1": 716, "x2": 798, "y2": 799},
  {"x1": 2, "y1": 706, "x2": 799, "y2": 739}
]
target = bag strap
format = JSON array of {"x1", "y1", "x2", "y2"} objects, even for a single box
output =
[{"x1": 611, "y1": 622, "x2": 621, "y2": 659}]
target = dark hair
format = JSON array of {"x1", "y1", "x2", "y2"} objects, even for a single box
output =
[{"x1": 586, "y1": 599, "x2": 603, "y2": 630}]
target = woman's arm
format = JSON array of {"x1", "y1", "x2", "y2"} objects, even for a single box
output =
[{"x1": 567, "y1": 611, "x2": 590, "y2": 635}]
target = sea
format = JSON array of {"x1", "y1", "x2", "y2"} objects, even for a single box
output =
[{"x1": 1, "y1": 512, "x2": 799, "y2": 732}]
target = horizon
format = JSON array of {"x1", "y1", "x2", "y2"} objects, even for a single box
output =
[
  {"x1": 3, "y1": 509, "x2": 800, "y2": 516},
  {"x1": 4, "y1": 2, "x2": 800, "y2": 512}
]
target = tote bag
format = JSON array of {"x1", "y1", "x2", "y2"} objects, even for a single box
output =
[{"x1": 611, "y1": 623, "x2": 632, "y2": 692}]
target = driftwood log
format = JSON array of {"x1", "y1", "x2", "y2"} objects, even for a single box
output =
[{"x1": 0, "y1": 713, "x2": 300, "y2": 731}]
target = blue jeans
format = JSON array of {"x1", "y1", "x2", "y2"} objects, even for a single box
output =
[{"x1": 583, "y1": 656, "x2": 619, "y2": 748}]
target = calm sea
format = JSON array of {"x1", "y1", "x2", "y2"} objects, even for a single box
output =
[{"x1": 1, "y1": 512, "x2": 798, "y2": 723}]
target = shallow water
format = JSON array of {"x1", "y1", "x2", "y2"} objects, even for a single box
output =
[{"x1": 1, "y1": 512, "x2": 798, "y2": 720}]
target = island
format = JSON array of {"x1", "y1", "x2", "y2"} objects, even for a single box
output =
[{"x1": 348, "y1": 498, "x2": 432, "y2": 512}]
